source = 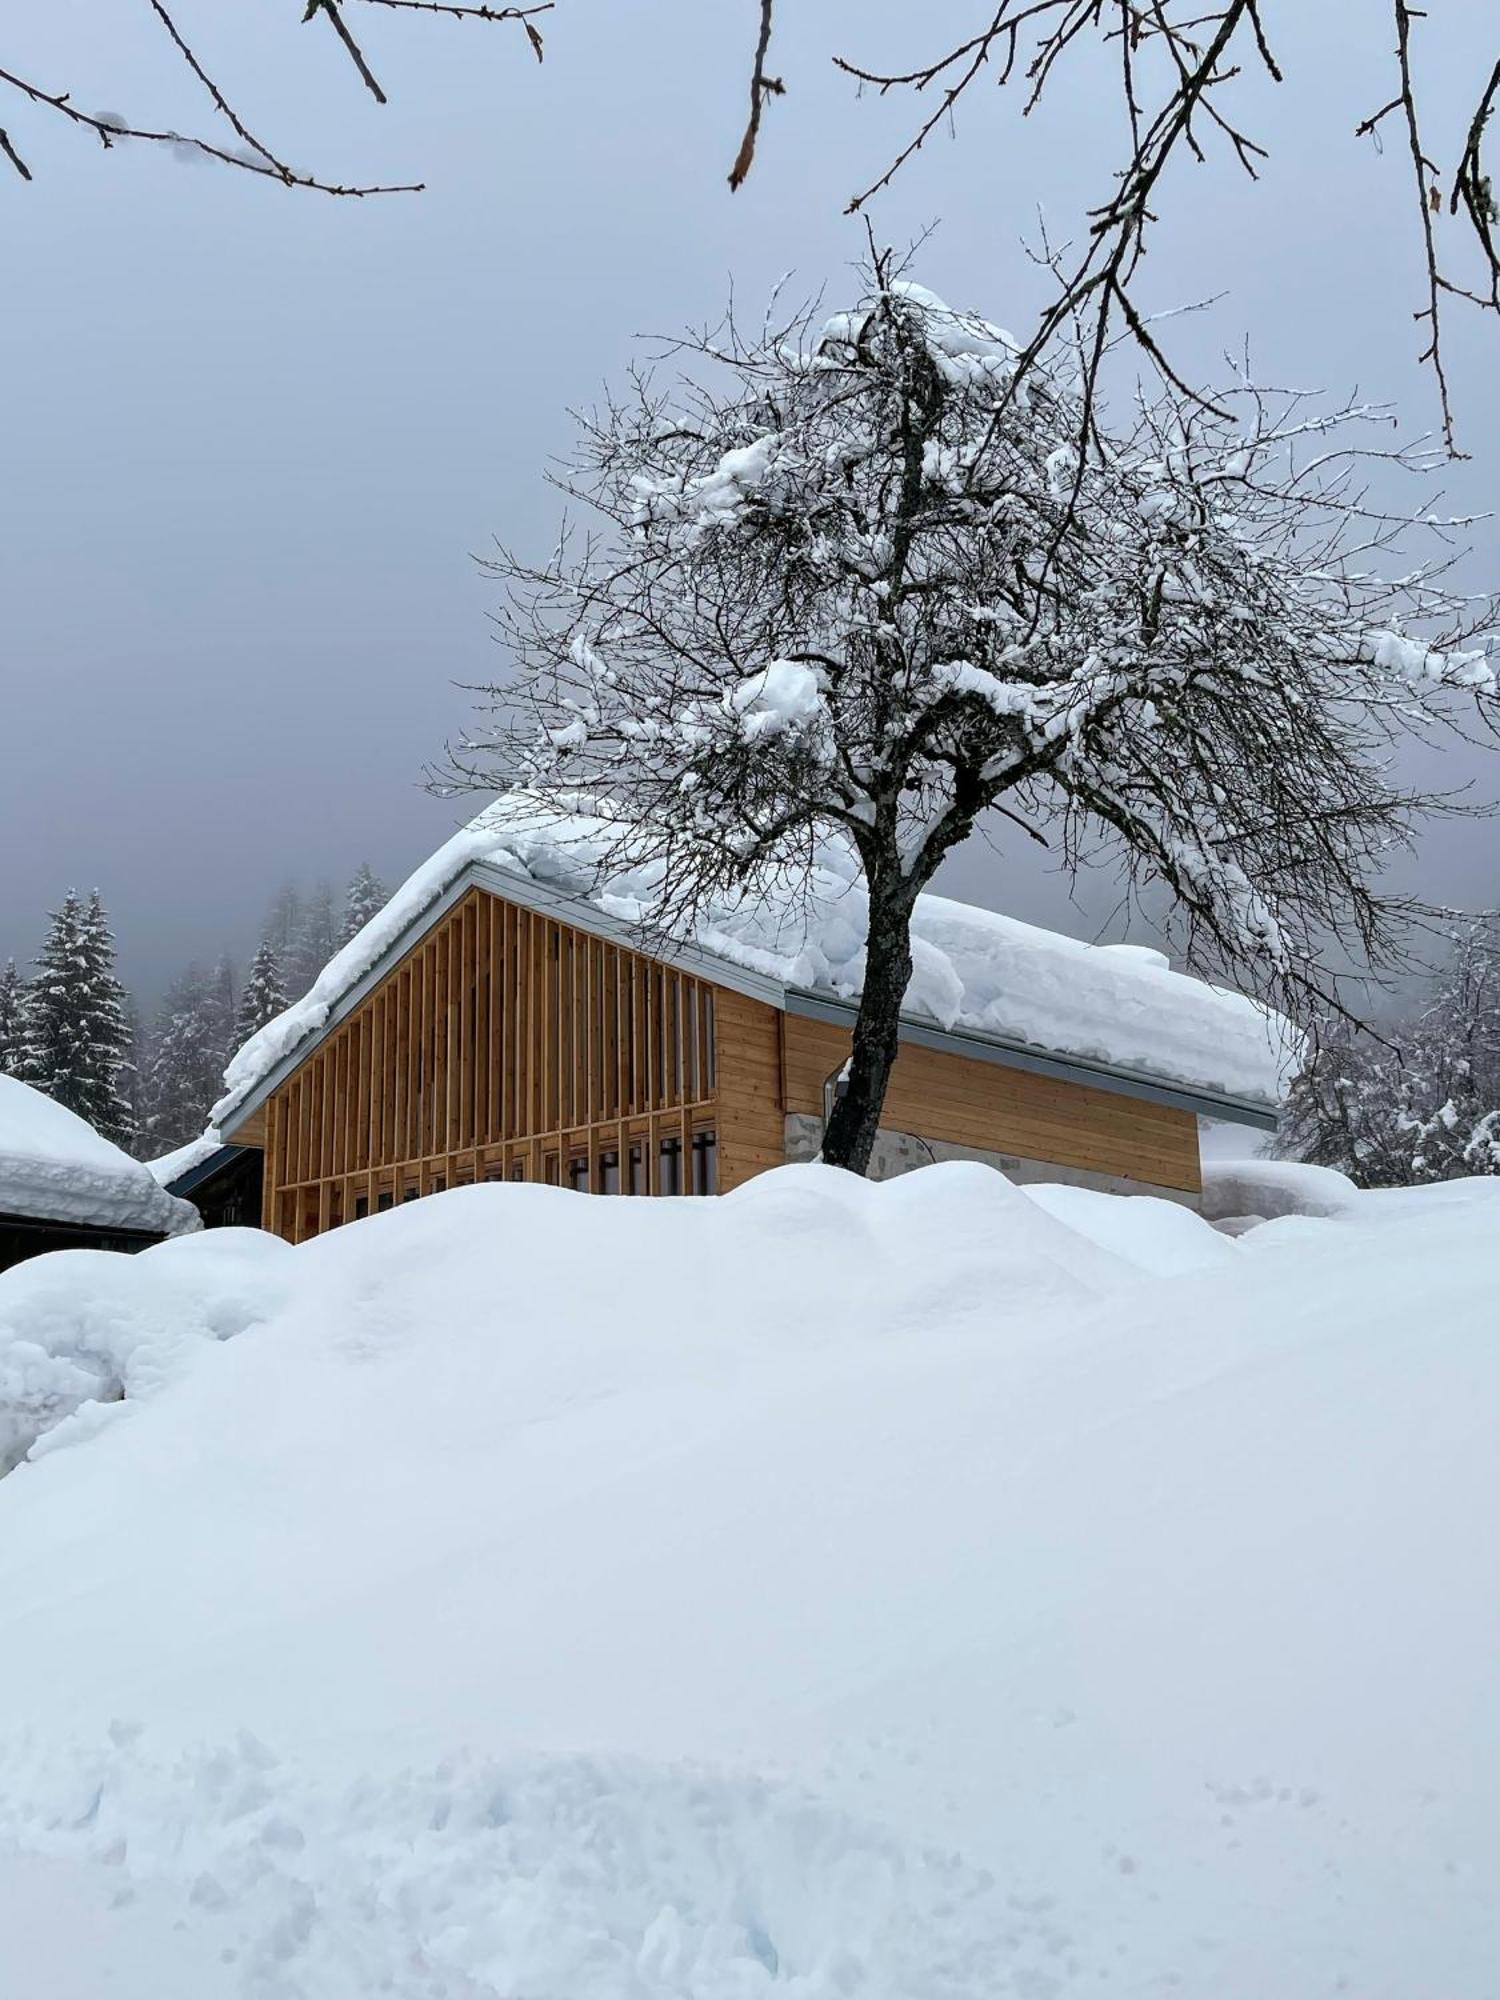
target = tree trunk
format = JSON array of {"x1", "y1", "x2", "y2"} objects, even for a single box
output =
[{"x1": 819, "y1": 884, "x2": 916, "y2": 1175}]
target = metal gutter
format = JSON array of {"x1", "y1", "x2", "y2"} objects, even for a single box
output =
[{"x1": 165, "y1": 1144, "x2": 253, "y2": 1199}]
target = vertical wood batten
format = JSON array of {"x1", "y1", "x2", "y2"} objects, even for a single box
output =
[{"x1": 257, "y1": 884, "x2": 753, "y2": 1239}]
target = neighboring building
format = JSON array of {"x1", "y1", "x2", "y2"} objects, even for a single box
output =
[
  {"x1": 149, "y1": 1134, "x2": 265, "y2": 1232},
  {"x1": 209, "y1": 798, "x2": 1287, "y2": 1243},
  {"x1": 0, "y1": 1075, "x2": 198, "y2": 1273}
]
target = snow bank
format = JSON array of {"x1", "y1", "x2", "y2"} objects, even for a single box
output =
[
  {"x1": 213, "y1": 793, "x2": 1290, "y2": 1131},
  {"x1": 0, "y1": 1075, "x2": 199, "y2": 1237},
  {"x1": 0, "y1": 1164, "x2": 1495, "y2": 1995},
  {"x1": 0, "y1": 1227, "x2": 294, "y2": 1476}
]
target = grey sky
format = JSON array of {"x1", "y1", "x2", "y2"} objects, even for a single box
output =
[{"x1": 3, "y1": 1, "x2": 1496, "y2": 1007}]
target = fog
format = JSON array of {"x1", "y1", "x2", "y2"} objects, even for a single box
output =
[{"x1": 2, "y1": 0, "x2": 1496, "y2": 1004}]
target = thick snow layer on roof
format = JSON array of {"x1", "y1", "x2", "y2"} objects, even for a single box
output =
[
  {"x1": 213, "y1": 794, "x2": 1291, "y2": 1130},
  {"x1": 146, "y1": 1130, "x2": 224, "y2": 1189},
  {"x1": 0, "y1": 1077, "x2": 198, "y2": 1238},
  {"x1": 0, "y1": 1164, "x2": 1496, "y2": 1993}
]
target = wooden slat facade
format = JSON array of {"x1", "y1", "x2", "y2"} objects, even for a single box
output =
[
  {"x1": 238, "y1": 882, "x2": 1202, "y2": 1243},
  {"x1": 257, "y1": 887, "x2": 727, "y2": 1242},
  {"x1": 780, "y1": 1012, "x2": 1201, "y2": 1194}
]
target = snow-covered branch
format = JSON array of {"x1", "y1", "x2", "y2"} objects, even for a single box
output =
[{"x1": 446, "y1": 264, "x2": 1497, "y2": 1170}]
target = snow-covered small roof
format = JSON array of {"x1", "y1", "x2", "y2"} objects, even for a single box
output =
[
  {"x1": 214, "y1": 793, "x2": 1292, "y2": 1134},
  {"x1": 0, "y1": 1077, "x2": 200, "y2": 1238},
  {"x1": 147, "y1": 1130, "x2": 226, "y2": 1190}
]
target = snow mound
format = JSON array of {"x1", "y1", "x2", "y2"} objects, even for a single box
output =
[
  {"x1": 213, "y1": 793, "x2": 1290, "y2": 1131},
  {"x1": 0, "y1": 1227, "x2": 294, "y2": 1476},
  {"x1": 0, "y1": 1164, "x2": 1496, "y2": 1995},
  {"x1": 0, "y1": 1075, "x2": 199, "y2": 1237}
]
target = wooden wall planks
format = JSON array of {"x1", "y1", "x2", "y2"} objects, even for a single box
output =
[
  {"x1": 781, "y1": 1014, "x2": 1200, "y2": 1191},
  {"x1": 258, "y1": 888, "x2": 722, "y2": 1241}
]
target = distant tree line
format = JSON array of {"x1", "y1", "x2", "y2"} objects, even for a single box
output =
[
  {"x1": 0, "y1": 864, "x2": 388, "y2": 1160},
  {"x1": 1282, "y1": 921, "x2": 1500, "y2": 1187}
]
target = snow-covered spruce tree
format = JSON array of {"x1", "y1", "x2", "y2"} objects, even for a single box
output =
[
  {"x1": 1286, "y1": 920, "x2": 1500, "y2": 1185},
  {"x1": 0, "y1": 958, "x2": 27, "y2": 1076},
  {"x1": 264, "y1": 883, "x2": 304, "y2": 966},
  {"x1": 289, "y1": 884, "x2": 338, "y2": 997},
  {"x1": 452, "y1": 268, "x2": 1497, "y2": 1174},
  {"x1": 236, "y1": 937, "x2": 289, "y2": 1043},
  {"x1": 142, "y1": 962, "x2": 236, "y2": 1151},
  {"x1": 340, "y1": 863, "x2": 388, "y2": 946},
  {"x1": 18, "y1": 890, "x2": 136, "y2": 1145}
]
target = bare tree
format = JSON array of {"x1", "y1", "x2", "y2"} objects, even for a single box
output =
[
  {"x1": 444, "y1": 265, "x2": 1496, "y2": 1173},
  {"x1": 726, "y1": 4, "x2": 1500, "y2": 455},
  {"x1": 0, "y1": 0, "x2": 547, "y2": 196}
]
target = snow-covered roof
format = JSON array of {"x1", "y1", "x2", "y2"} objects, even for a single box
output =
[
  {"x1": 0, "y1": 1077, "x2": 200, "y2": 1238},
  {"x1": 146, "y1": 1130, "x2": 226, "y2": 1190},
  {"x1": 213, "y1": 793, "x2": 1292, "y2": 1135}
]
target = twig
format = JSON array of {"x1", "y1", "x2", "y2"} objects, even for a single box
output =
[
  {"x1": 728, "y1": 0, "x2": 783, "y2": 191},
  {"x1": 0, "y1": 124, "x2": 31, "y2": 179},
  {"x1": 1390, "y1": 0, "x2": 1461, "y2": 454},
  {"x1": 304, "y1": 0, "x2": 390, "y2": 105},
  {"x1": 144, "y1": 0, "x2": 289, "y2": 173},
  {"x1": 0, "y1": 60, "x2": 421, "y2": 193}
]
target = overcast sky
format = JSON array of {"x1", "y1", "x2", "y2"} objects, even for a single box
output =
[{"x1": 3, "y1": 1, "x2": 1496, "y2": 1006}]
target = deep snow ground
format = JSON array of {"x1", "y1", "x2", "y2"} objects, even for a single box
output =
[{"x1": 0, "y1": 1164, "x2": 1496, "y2": 1997}]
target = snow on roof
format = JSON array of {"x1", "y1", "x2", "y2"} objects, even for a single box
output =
[
  {"x1": 146, "y1": 1130, "x2": 226, "y2": 1190},
  {"x1": 0, "y1": 1077, "x2": 200, "y2": 1237},
  {"x1": 213, "y1": 793, "x2": 1292, "y2": 1132}
]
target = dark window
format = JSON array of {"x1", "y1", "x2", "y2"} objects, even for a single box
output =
[
  {"x1": 377, "y1": 1190, "x2": 394, "y2": 1213},
  {"x1": 691, "y1": 1130, "x2": 718, "y2": 1196},
  {"x1": 402, "y1": 1186, "x2": 419, "y2": 1203},
  {"x1": 430, "y1": 1176, "x2": 446, "y2": 1194},
  {"x1": 628, "y1": 1145, "x2": 646, "y2": 1196},
  {"x1": 543, "y1": 1154, "x2": 560, "y2": 1186},
  {"x1": 509, "y1": 1162, "x2": 526, "y2": 1182},
  {"x1": 354, "y1": 1194, "x2": 370, "y2": 1220},
  {"x1": 658, "y1": 1137, "x2": 682, "y2": 1196}
]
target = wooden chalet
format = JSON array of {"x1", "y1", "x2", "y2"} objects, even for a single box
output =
[{"x1": 212, "y1": 805, "x2": 1283, "y2": 1245}]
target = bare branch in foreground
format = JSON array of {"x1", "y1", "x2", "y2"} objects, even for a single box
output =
[{"x1": 728, "y1": 0, "x2": 784, "y2": 191}]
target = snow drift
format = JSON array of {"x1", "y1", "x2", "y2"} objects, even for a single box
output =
[{"x1": 0, "y1": 1164, "x2": 1495, "y2": 1997}]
